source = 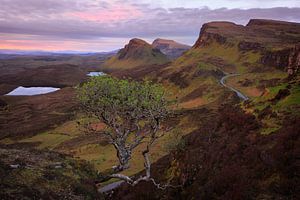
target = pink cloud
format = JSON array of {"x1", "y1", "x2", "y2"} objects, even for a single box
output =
[
  {"x1": 69, "y1": 5, "x2": 143, "y2": 22},
  {"x1": 0, "y1": 35, "x2": 128, "y2": 51}
]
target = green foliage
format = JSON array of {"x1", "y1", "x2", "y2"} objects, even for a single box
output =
[
  {"x1": 77, "y1": 76, "x2": 171, "y2": 129},
  {"x1": 77, "y1": 76, "x2": 174, "y2": 174},
  {"x1": 197, "y1": 62, "x2": 217, "y2": 71}
]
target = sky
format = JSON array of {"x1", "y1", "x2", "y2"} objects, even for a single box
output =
[{"x1": 1, "y1": 0, "x2": 300, "y2": 52}]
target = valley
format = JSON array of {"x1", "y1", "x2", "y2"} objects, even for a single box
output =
[{"x1": 0, "y1": 18, "x2": 299, "y2": 199}]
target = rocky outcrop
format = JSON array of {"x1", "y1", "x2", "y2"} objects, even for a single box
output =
[
  {"x1": 261, "y1": 44, "x2": 300, "y2": 75},
  {"x1": 117, "y1": 38, "x2": 156, "y2": 60},
  {"x1": 191, "y1": 19, "x2": 300, "y2": 75},
  {"x1": 104, "y1": 38, "x2": 169, "y2": 69},
  {"x1": 193, "y1": 22, "x2": 247, "y2": 48},
  {"x1": 152, "y1": 38, "x2": 190, "y2": 59},
  {"x1": 247, "y1": 19, "x2": 300, "y2": 28},
  {"x1": 193, "y1": 24, "x2": 227, "y2": 48}
]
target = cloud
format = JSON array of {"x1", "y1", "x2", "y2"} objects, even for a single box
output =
[
  {"x1": 135, "y1": 0, "x2": 300, "y2": 9},
  {"x1": 0, "y1": 0, "x2": 300, "y2": 50}
]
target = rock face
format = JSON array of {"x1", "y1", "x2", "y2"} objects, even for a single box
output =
[
  {"x1": 193, "y1": 22, "x2": 239, "y2": 48},
  {"x1": 152, "y1": 38, "x2": 191, "y2": 59},
  {"x1": 117, "y1": 38, "x2": 160, "y2": 60},
  {"x1": 192, "y1": 19, "x2": 300, "y2": 75},
  {"x1": 261, "y1": 44, "x2": 300, "y2": 75}
]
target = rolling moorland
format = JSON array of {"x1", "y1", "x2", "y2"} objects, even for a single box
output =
[{"x1": 0, "y1": 19, "x2": 299, "y2": 199}]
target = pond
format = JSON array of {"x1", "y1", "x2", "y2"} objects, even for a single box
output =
[
  {"x1": 5, "y1": 86, "x2": 60, "y2": 96},
  {"x1": 87, "y1": 72, "x2": 106, "y2": 77}
]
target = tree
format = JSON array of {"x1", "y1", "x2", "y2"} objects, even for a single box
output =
[{"x1": 77, "y1": 76, "x2": 172, "y2": 187}]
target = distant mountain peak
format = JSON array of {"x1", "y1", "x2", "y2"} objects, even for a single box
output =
[
  {"x1": 193, "y1": 19, "x2": 300, "y2": 49},
  {"x1": 117, "y1": 38, "x2": 163, "y2": 60},
  {"x1": 103, "y1": 38, "x2": 169, "y2": 70},
  {"x1": 247, "y1": 19, "x2": 300, "y2": 27},
  {"x1": 152, "y1": 38, "x2": 176, "y2": 45},
  {"x1": 127, "y1": 38, "x2": 149, "y2": 46},
  {"x1": 152, "y1": 38, "x2": 191, "y2": 59}
]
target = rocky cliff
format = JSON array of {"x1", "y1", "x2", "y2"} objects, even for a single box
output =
[
  {"x1": 103, "y1": 38, "x2": 169, "y2": 70},
  {"x1": 192, "y1": 19, "x2": 300, "y2": 75},
  {"x1": 261, "y1": 44, "x2": 300, "y2": 76},
  {"x1": 193, "y1": 22, "x2": 240, "y2": 48}
]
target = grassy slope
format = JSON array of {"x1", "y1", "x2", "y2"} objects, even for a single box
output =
[
  {"x1": 103, "y1": 46, "x2": 169, "y2": 70},
  {"x1": 155, "y1": 40, "x2": 262, "y2": 110},
  {"x1": 161, "y1": 35, "x2": 300, "y2": 136},
  {"x1": 0, "y1": 147, "x2": 99, "y2": 199},
  {"x1": 0, "y1": 112, "x2": 199, "y2": 181},
  {"x1": 241, "y1": 76, "x2": 300, "y2": 135},
  {"x1": 1, "y1": 24, "x2": 299, "y2": 193},
  {"x1": 1, "y1": 38, "x2": 298, "y2": 189},
  {"x1": 172, "y1": 41, "x2": 261, "y2": 73},
  {"x1": 103, "y1": 55, "x2": 168, "y2": 70}
]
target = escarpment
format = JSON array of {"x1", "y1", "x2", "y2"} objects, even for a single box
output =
[{"x1": 192, "y1": 19, "x2": 300, "y2": 75}]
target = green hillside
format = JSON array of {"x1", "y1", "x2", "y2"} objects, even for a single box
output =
[{"x1": 103, "y1": 38, "x2": 169, "y2": 70}]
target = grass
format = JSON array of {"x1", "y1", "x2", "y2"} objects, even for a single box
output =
[
  {"x1": 103, "y1": 49, "x2": 169, "y2": 70},
  {"x1": 260, "y1": 117, "x2": 282, "y2": 135},
  {"x1": 20, "y1": 132, "x2": 72, "y2": 149},
  {"x1": 0, "y1": 138, "x2": 15, "y2": 145},
  {"x1": 179, "y1": 97, "x2": 206, "y2": 109},
  {"x1": 19, "y1": 120, "x2": 82, "y2": 149},
  {"x1": 226, "y1": 72, "x2": 287, "y2": 98},
  {"x1": 162, "y1": 75, "x2": 223, "y2": 109},
  {"x1": 9, "y1": 107, "x2": 198, "y2": 182},
  {"x1": 0, "y1": 148, "x2": 100, "y2": 198},
  {"x1": 197, "y1": 61, "x2": 218, "y2": 71},
  {"x1": 240, "y1": 75, "x2": 300, "y2": 135},
  {"x1": 173, "y1": 40, "x2": 262, "y2": 74},
  {"x1": 276, "y1": 85, "x2": 300, "y2": 109}
]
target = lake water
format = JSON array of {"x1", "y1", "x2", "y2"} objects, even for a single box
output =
[
  {"x1": 5, "y1": 86, "x2": 60, "y2": 96},
  {"x1": 87, "y1": 72, "x2": 106, "y2": 76}
]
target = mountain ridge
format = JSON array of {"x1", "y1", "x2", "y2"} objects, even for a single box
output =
[
  {"x1": 103, "y1": 38, "x2": 169, "y2": 70},
  {"x1": 152, "y1": 38, "x2": 191, "y2": 59}
]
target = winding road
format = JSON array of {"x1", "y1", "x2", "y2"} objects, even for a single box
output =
[
  {"x1": 98, "y1": 180, "x2": 124, "y2": 193},
  {"x1": 220, "y1": 74, "x2": 249, "y2": 101}
]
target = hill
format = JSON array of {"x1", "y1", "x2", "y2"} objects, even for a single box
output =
[
  {"x1": 0, "y1": 19, "x2": 299, "y2": 199},
  {"x1": 165, "y1": 19, "x2": 300, "y2": 76},
  {"x1": 108, "y1": 19, "x2": 300, "y2": 199},
  {"x1": 103, "y1": 38, "x2": 169, "y2": 70},
  {"x1": 152, "y1": 38, "x2": 191, "y2": 59}
]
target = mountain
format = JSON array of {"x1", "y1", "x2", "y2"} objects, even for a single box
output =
[
  {"x1": 192, "y1": 19, "x2": 300, "y2": 74},
  {"x1": 103, "y1": 38, "x2": 169, "y2": 70},
  {"x1": 152, "y1": 38, "x2": 191, "y2": 59},
  {"x1": 110, "y1": 19, "x2": 300, "y2": 200},
  {"x1": 1, "y1": 19, "x2": 299, "y2": 200},
  {"x1": 163, "y1": 19, "x2": 300, "y2": 81}
]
